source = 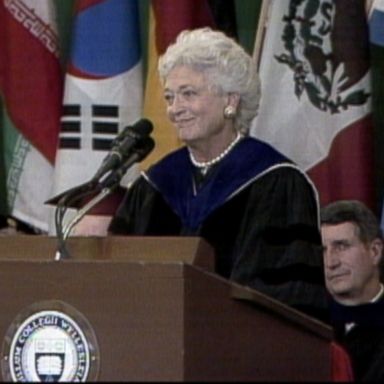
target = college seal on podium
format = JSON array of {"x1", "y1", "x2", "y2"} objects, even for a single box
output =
[{"x1": 1, "y1": 301, "x2": 99, "y2": 382}]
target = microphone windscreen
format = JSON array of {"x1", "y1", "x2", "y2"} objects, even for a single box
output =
[
  {"x1": 136, "y1": 137, "x2": 155, "y2": 162},
  {"x1": 130, "y1": 118, "x2": 153, "y2": 136},
  {"x1": 111, "y1": 118, "x2": 153, "y2": 148}
]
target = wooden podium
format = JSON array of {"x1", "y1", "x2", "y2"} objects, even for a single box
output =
[{"x1": 0, "y1": 236, "x2": 333, "y2": 382}]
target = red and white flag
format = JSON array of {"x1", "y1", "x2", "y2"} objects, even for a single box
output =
[{"x1": 251, "y1": 0, "x2": 375, "y2": 209}]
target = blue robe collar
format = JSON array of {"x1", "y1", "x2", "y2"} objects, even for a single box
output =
[{"x1": 144, "y1": 137, "x2": 293, "y2": 231}]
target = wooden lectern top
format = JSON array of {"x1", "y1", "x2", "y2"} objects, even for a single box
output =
[{"x1": 0, "y1": 235, "x2": 215, "y2": 272}]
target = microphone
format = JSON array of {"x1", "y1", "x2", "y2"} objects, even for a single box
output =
[
  {"x1": 92, "y1": 118, "x2": 153, "y2": 181},
  {"x1": 99, "y1": 136, "x2": 155, "y2": 188}
]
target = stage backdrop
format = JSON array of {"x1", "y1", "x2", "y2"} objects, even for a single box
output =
[{"x1": 0, "y1": 0, "x2": 383, "y2": 233}]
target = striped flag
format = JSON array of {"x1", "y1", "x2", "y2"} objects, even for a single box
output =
[
  {"x1": 251, "y1": 0, "x2": 375, "y2": 209},
  {"x1": 0, "y1": 0, "x2": 63, "y2": 231},
  {"x1": 142, "y1": 0, "x2": 237, "y2": 168},
  {"x1": 51, "y1": 0, "x2": 143, "y2": 231}
]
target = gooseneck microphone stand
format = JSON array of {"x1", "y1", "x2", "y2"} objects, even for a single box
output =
[{"x1": 51, "y1": 137, "x2": 155, "y2": 261}]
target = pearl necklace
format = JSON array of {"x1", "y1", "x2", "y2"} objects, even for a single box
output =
[{"x1": 188, "y1": 132, "x2": 242, "y2": 174}]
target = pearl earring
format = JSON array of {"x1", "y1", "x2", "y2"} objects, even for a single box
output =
[{"x1": 224, "y1": 105, "x2": 236, "y2": 119}]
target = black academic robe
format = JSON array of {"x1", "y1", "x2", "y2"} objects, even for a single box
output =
[
  {"x1": 109, "y1": 137, "x2": 328, "y2": 320},
  {"x1": 331, "y1": 296, "x2": 384, "y2": 382}
]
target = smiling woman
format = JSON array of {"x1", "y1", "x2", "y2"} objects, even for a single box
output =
[
  {"x1": 108, "y1": 27, "x2": 328, "y2": 321},
  {"x1": 162, "y1": 65, "x2": 238, "y2": 153}
]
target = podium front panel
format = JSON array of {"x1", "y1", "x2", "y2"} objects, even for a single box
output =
[
  {"x1": 0, "y1": 237, "x2": 332, "y2": 381},
  {"x1": 0, "y1": 261, "x2": 187, "y2": 381},
  {"x1": 0, "y1": 236, "x2": 331, "y2": 381}
]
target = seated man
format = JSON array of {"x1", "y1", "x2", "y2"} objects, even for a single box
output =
[{"x1": 321, "y1": 200, "x2": 384, "y2": 382}]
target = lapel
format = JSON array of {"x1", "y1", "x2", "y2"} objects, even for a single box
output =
[{"x1": 145, "y1": 137, "x2": 292, "y2": 230}]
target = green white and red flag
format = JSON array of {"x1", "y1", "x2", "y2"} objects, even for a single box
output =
[
  {"x1": 0, "y1": 0, "x2": 63, "y2": 231},
  {"x1": 252, "y1": 0, "x2": 375, "y2": 209}
]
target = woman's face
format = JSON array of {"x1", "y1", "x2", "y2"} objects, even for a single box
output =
[{"x1": 163, "y1": 65, "x2": 229, "y2": 144}]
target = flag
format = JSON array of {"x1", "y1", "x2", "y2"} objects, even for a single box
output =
[
  {"x1": 142, "y1": 0, "x2": 237, "y2": 167},
  {"x1": 369, "y1": 0, "x2": 384, "y2": 46},
  {"x1": 51, "y1": 0, "x2": 143, "y2": 230},
  {"x1": 0, "y1": 0, "x2": 63, "y2": 231},
  {"x1": 251, "y1": 0, "x2": 375, "y2": 209}
]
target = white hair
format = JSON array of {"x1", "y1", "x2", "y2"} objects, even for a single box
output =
[{"x1": 158, "y1": 27, "x2": 261, "y2": 135}]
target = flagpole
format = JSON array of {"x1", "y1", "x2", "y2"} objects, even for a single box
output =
[
  {"x1": 252, "y1": 0, "x2": 272, "y2": 70},
  {"x1": 366, "y1": 0, "x2": 374, "y2": 16}
]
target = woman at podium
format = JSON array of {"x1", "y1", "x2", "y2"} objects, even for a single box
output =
[{"x1": 108, "y1": 28, "x2": 328, "y2": 321}]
